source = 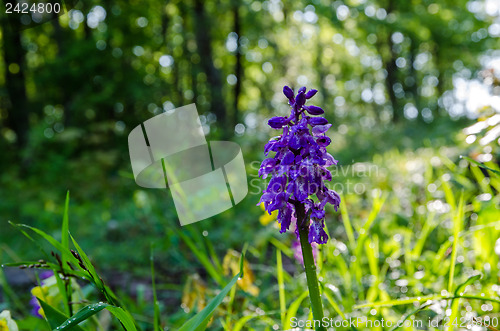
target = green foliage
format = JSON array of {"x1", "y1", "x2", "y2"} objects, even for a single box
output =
[{"x1": 0, "y1": 0, "x2": 499, "y2": 330}]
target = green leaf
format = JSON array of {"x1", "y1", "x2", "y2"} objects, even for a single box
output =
[
  {"x1": 449, "y1": 273, "x2": 482, "y2": 331},
  {"x1": 53, "y1": 269, "x2": 70, "y2": 316},
  {"x1": 56, "y1": 302, "x2": 108, "y2": 330},
  {"x1": 151, "y1": 246, "x2": 161, "y2": 331},
  {"x1": 69, "y1": 234, "x2": 105, "y2": 293},
  {"x1": 178, "y1": 254, "x2": 245, "y2": 331},
  {"x1": 0, "y1": 261, "x2": 87, "y2": 279},
  {"x1": 61, "y1": 191, "x2": 70, "y2": 265},
  {"x1": 276, "y1": 248, "x2": 286, "y2": 327},
  {"x1": 353, "y1": 295, "x2": 440, "y2": 309},
  {"x1": 448, "y1": 193, "x2": 464, "y2": 293},
  {"x1": 233, "y1": 315, "x2": 257, "y2": 331},
  {"x1": 10, "y1": 223, "x2": 80, "y2": 270},
  {"x1": 177, "y1": 230, "x2": 224, "y2": 285},
  {"x1": 388, "y1": 302, "x2": 432, "y2": 331},
  {"x1": 339, "y1": 193, "x2": 356, "y2": 251},
  {"x1": 37, "y1": 298, "x2": 85, "y2": 331},
  {"x1": 454, "y1": 274, "x2": 481, "y2": 296},
  {"x1": 106, "y1": 306, "x2": 138, "y2": 331},
  {"x1": 2, "y1": 261, "x2": 47, "y2": 267},
  {"x1": 323, "y1": 286, "x2": 346, "y2": 320},
  {"x1": 460, "y1": 156, "x2": 500, "y2": 176},
  {"x1": 284, "y1": 291, "x2": 309, "y2": 330}
]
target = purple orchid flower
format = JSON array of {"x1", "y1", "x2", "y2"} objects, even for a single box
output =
[{"x1": 258, "y1": 86, "x2": 340, "y2": 244}]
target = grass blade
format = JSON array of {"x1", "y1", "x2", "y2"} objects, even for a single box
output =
[
  {"x1": 178, "y1": 253, "x2": 245, "y2": 331},
  {"x1": 461, "y1": 156, "x2": 500, "y2": 176},
  {"x1": 339, "y1": 193, "x2": 356, "y2": 250},
  {"x1": 276, "y1": 248, "x2": 286, "y2": 327},
  {"x1": 177, "y1": 230, "x2": 224, "y2": 286},
  {"x1": 70, "y1": 234, "x2": 105, "y2": 294},
  {"x1": 388, "y1": 302, "x2": 432, "y2": 331},
  {"x1": 61, "y1": 191, "x2": 70, "y2": 265},
  {"x1": 56, "y1": 302, "x2": 108, "y2": 330},
  {"x1": 323, "y1": 287, "x2": 346, "y2": 320},
  {"x1": 12, "y1": 223, "x2": 79, "y2": 269},
  {"x1": 454, "y1": 274, "x2": 481, "y2": 296},
  {"x1": 106, "y1": 306, "x2": 138, "y2": 331},
  {"x1": 233, "y1": 315, "x2": 257, "y2": 331},
  {"x1": 448, "y1": 193, "x2": 464, "y2": 294},
  {"x1": 36, "y1": 298, "x2": 85, "y2": 331},
  {"x1": 284, "y1": 291, "x2": 309, "y2": 330},
  {"x1": 151, "y1": 246, "x2": 161, "y2": 331},
  {"x1": 353, "y1": 294, "x2": 440, "y2": 308}
]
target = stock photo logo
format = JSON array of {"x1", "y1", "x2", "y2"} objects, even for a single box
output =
[
  {"x1": 128, "y1": 104, "x2": 248, "y2": 225},
  {"x1": 4, "y1": 0, "x2": 79, "y2": 31}
]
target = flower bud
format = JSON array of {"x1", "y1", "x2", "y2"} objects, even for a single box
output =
[
  {"x1": 295, "y1": 91, "x2": 306, "y2": 108},
  {"x1": 268, "y1": 116, "x2": 288, "y2": 129},
  {"x1": 283, "y1": 86, "x2": 294, "y2": 100},
  {"x1": 305, "y1": 105, "x2": 324, "y2": 115},
  {"x1": 305, "y1": 89, "x2": 318, "y2": 99}
]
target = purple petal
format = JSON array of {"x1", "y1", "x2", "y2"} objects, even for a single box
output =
[
  {"x1": 259, "y1": 158, "x2": 277, "y2": 178},
  {"x1": 323, "y1": 153, "x2": 338, "y2": 166},
  {"x1": 288, "y1": 134, "x2": 301, "y2": 149},
  {"x1": 325, "y1": 189, "x2": 341, "y2": 211},
  {"x1": 305, "y1": 105, "x2": 324, "y2": 115},
  {"x1": 268, "y1": 175, "x2": 287, "y2": 194},
  {"x1": 281, "y1": 151, "x2": 295, "y2": 165},
  {"x1": 318, "y1": 166, "x2": 332, "y2": 181},
  {"x1": 39, "y1": 271, "x2": 54, "y2": 280},
  {"x1": 30, "y1": 296, "x2": 43, "y2": 319},
  {"x1": 258, "y1": 192, "x2": 274, "y2": 205},
  {"x1": 316, "y1": 136, "x2": 331, "y2": 147},
  {"x1": 283, "y1": 86, "x2": 295, "y2": 100},
  {"x1": 309, "y1": 117, "x2": 328, "y2": 126},
  {"x1": 268, "y1": 192, "x2": 288, "y2": 212},
  {"x1": 312, "y1": 124, "x2": 332, "y2": 135},
  {"x1": 308, "y1": 220, "x2": 328, "y2": 244},
  {"x1": 295, "y1": 91, "x2": 306, "y2": 108},
  {"x1": 268, "y1": 116, "x2": 288, "y2": 129},
  {"x1": 311, "y1": 207, "x2": 325, "y2": 219},
  {"x1": 305, "y1": 89, "x2": 318, "y2": 99},
  {"x1": 278, "y1": 204, "x2": 293, "y2": 233}
]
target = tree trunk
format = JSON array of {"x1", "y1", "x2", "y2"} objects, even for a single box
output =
[
  {"x1": 193, "y1": 0, "x2": 227, "y2": 136},
  {"x1": 233, "y1": 3, "x2": 242, "y2": 128},
  {"x1": 3, "y1": 7, "x2": 29, "y2": 148},
  {"x1": 408, "y1": 36, "x2": 421, "y2": 121},
  {"x1": 384, "y1": 0, "x2": 400, "y2": 122},
  {"x1": 433, "y1": 41, "x2": 445, "y2": 117},
  {"x1": 51, "y1": 13, "x2": 74, "y2": 127}
]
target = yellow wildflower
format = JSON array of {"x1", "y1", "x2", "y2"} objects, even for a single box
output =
[
  {"x1": 259, "y1": 203, "x2": 278, "y2": 226},
  {"x1": 0, "y1": 311, "x2": 18, "y2": 331}
]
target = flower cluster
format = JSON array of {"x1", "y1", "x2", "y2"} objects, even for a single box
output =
[
  {"x1": 30, "y1": 271, "x2": 82, "y2": 319},
  {"x1": 258, "y1": 86, "x2": 340, "y2": 244},
  {"x1": 30, "y1": 271, "x2": 54, "y2": 318}
]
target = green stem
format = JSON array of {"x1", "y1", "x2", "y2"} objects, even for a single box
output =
[{"x1": 297, "y1": 203, "x2": 326, "y2": 331}]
